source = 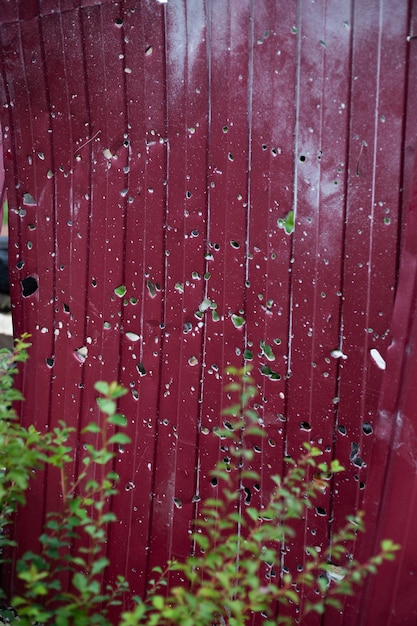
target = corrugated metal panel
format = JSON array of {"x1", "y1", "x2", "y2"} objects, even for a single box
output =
[
  {"x1": 356, "y1": 146, "x2": 417, "y2": 626},
  {"x1": 0, "y1": 0, "x2": 415, "y2": 623}
]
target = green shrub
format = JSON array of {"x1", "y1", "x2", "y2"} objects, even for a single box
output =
[
  {"x1": 119, "y1": 366, "x2": 398, "y2": 625},
  {"x1": 0, "y1": 341, "x2": 399, "y2": 625},
  {"x1": 0, "y1": 339, "x2": 130, "y2": 625}
]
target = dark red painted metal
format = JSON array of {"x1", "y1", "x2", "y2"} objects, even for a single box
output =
[{"x1": 0, "y1": 1, "x2": 416, "y2": 623}]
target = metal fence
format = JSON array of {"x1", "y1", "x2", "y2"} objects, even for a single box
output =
[{"x1": 1, "y1": 1, "x2": 416, "y2": 623}]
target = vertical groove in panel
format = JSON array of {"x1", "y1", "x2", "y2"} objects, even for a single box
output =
[
  {"x1": 285, "y1": 0, "x2": 302, "y2": 391},
  {"x1": 36, "y1": 7, "x2": 60, "y2": 561},
  {"x1": 144, "y1": 0, "x2": 170, "y2": 588},
  {"x1": 244, "y1": 0, "x2": 254, "y2": 293},
  {"x1": 327, "y1": 0, "x2": 355, "y2": 557},
  {"x1": 105, "y1": 0, "x2": 132, "y2": 586}
]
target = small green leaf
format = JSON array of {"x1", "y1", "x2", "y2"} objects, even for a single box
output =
[
  {"x1": 97, "y1": 397, "x2": 116, "y2": 416},
  {"x1": 72, "y1": 572, "x2": 88, "y2": 592},
  {"x1": 108, "y1": 433, "x2": 131, "y2": 445},
  {"x1": 91, "y1": 557, "x2": 110, "y2": 576},
  {"x1": 152, "y1": 595, "x2": 165, "y2": 610},
  {"x1": 108, "y1": 413, "x2": 128, "y2": 427},
  {"x1": 82, "y1": 423, "x2": 102, "y2": 434}
]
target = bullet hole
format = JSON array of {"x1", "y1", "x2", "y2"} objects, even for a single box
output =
[
  {"x1": 114, "y1": 285, "x2": 126, "y2": 297},
  {"x1": 228, "y1": 152, "x2": 234, "y2": 161},
  {"x1": 210, "y1": 477, "x2": 218, "y2": 487},
  {"x1": 125, "y1": 482, "x2": 135, "y2": 491},
  {"x1": 173, "y1": 497, "x2": 182, "y2": 509},
  {"x1": 316, "y1": 507, "x2": 326, "y2": 516},
  {"x1": 63, "y1": 303, "x2": 70, "y2": 314},
  {"x1": 230, "y1": 240, "x2": 240, "y2": 249},
  {"x1": 259, "y1": 365, "x2": 280, "y2": 380},
  {"x1": 299, "y1": 155, "x2": 306, "y2": 162},
  {"x1": 16, "y1": 260, "x2": 25, "y2": 270},
  {"x1": 353, "y1": 457, "x2": 365, "y2": 468},
  {"x1": 243, "y1": 486, "x2": 251, "y2": 505},
  {"x1": 223, "y1": 421, "x2": 234, "y2": 431},
  {"x1": 268, "y1": 438, "x2": 276, "y2": 447},
  {"x1": 183, "y1": 322, "x2": 192, "y2": 334},
  {"x1": 192, "y1": 494, "x2": 201, "y2": 503},
  {"x1": 21, "y1": 276, "x2": 38, "y2": 297},
  {"x1": 131, "y1": 389, "x2": 139, "y2": 400},
  {"x1": 338, "y1": 425, "x2": 347, "y2": 435},
  {"x1": 125, "y1": 332, "x2": 140, "y2": 342},
  {"x1": 223, "y1": 455, "x2": 231, "y2": 470},
  {"x1": 222, "y1": 125, "x2": 228, "y2": 133},
  {"x1": 186, "y1": 190, "x2": 192, "y2": 198},
  {"x1": 115, "y1": 17, "x2": 123, "y2": 27},
  {"x1": 23, "y1": 192, "x2": 36, "y2": 205},
  {"x1": 300, "y1": 421, "x2": 311, "y2": 431},
  {"x1": 46, "y1": 357, "x2": 55, "y2": 368},
  {"x1": 350, "y1": 442, "x2": 359, "y2": 461},
  {"x1": 136, "y1": 363, "x2": 146, "y2": 376},
  {"x1": 253, "y1": 483, "x2": 260, "y2": 491},
  {"x1": 262, "y1": 144, "x2": 268, "y2": 151},
  {"x1": 74, "y1": 346, "x2": 88, "y2": 363},
  {"x1": 362, "y1": 422, "x2": 373, "y2": 435}
]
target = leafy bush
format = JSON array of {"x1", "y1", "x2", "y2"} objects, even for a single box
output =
[
  {"x1": 0, "y1": 340, "x2": 399, "y2": 625},
  {"x1": 118, "y1": 367, "x2": 398, "y2": 625},
  {"x1": 0, "y1": 338, "x2": 130, "y2": 625}
]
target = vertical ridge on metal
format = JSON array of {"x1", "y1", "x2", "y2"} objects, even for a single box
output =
[{"x1": 0, "y1": 1, "x2": 414, "y2": 623}]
